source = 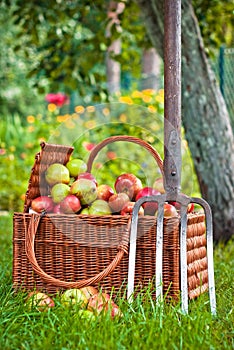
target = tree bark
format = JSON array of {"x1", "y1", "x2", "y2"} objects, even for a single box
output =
[
  {"x1": 141, "y1": 48, "x2": 162, "y2": 90},
  {"x1": 136, "y1": 0, "x2": 234, "y2": 242}
]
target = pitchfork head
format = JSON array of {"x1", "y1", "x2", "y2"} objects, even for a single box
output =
[{"x1": 127, "y1": 194, "x2": 216, "y2": 315}]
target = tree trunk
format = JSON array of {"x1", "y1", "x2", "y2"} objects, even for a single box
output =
[
  {"x1": 106, "y1": 38, "x2": 121, "y2": 94},
  {"x1": 136, "y1": 0, "x2": 234, "y2": 242},
  {"x1": 141, "y1": 48, "x2": 162, "y2": 90}
]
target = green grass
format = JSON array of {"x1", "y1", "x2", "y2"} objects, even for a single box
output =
[{"x1": 0, "y1": 213, "x2": 233, "y2": 350}]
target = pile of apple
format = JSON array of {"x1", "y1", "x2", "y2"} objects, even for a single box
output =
[
  {"x1": 25, "y1": 287, "x2": 123, "y2": 319},
  {"x1": 30, "y1": 157, "x2": 194, "y2": 217}
]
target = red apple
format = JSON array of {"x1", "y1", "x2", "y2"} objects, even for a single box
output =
[
  {"x1": 135, "y1": 187, "x2": 160, "y2": 216},
  {"x1": 88, "y1": 292, "x2": 122, "y2": 318},
  {"x1": 31, "y1": 196, "x2": 54, "y2": 213},
  {"x1": 120, "y1": 201, "x2": 144, "y2": 216},
  {"x1": 60, "y1": 195, "x2": 81, "y2": 214},
  {"x1": 108, "y1": 192, "x2": 129, "y2": 213},
  {"x1": 77, "y1": 172, "x2": 98, "y2": 186},
  {"x1": 187, "y1": 203, "x2": 194, "y2": 213},
  {"x1": 53, "y1": 203, "x2": 62, "y2": 214},
  {"x1": 164, "y1": 203, "x2": 178, "y2": 217},
  {"x1": 153, "y1": 177, "x2": 165, "y2": 194},
  {"x1": 97, "y1": 184, "x2": 114, "y2": 201},
  {"x1": 169, "y1": 201, "x2": 195, "y2": 213},
  {"x1": 114, "y1": 173, "x2": 143, "y2": 200},
  {"x1": 87, "y1": 293, "x2": 108, "y2": 313}
]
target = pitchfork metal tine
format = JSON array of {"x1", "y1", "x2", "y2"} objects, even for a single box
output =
[
  {"x1": 179, "y1": 202, "x2": 189, "y2": 314},
  {"x1": 127, "y1": 195, "x2": 164, "y2": 302}
]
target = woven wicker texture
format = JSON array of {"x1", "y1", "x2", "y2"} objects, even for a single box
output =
[{"x1": 13, "y1": 137, "x2": 208, "y2": 299}]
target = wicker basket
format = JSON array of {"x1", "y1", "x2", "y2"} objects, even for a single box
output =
[{"x1": 13, "y1": 136, "x2": 208, "y2": 299}]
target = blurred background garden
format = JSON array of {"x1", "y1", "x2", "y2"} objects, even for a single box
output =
[{"x1": 0, "y1": 1, "x2": 233, "y2": 222}]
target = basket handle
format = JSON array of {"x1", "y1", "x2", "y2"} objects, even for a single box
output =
[
  {"x1": 24, "y1": 213, "x2": 130, "y2": 289},
  {"x1": 86, "y1": 135, "x2": 164, "y2": 174}
]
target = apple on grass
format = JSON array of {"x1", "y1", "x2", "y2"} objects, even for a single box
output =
[
  {"x1": 45, "y1": 163, "x2": 70, "y2": 186},
  {"x1": 89, "y1": 199, "x2": 112, "y2": 215},
  {"x1": 26, "y1": 291, "x2": 55, "y2": 312},
  {"x1": 114, "y1": 173, "x2": 143, "y2": 201},
  {"x1": 51, "y1": 183, "x2": 70, "y2": 203},
  {"x1": 66, "y1": 158, "x2": 87, "y2": 178},
  {"x1": 31, "y1": 196, "x2": 54, "y2": 213},
  {"x1": 61, "y1": 288, "x2": 88, "y2": 308},
  {"x1": 135, "y1": 187, "x2": 161, "y2": 216},
  {"x1": 97, "y1": 184, "x2": 114, "y2": 201},
  {"x1": 60, "y1": 195, "x2": 81, "y2": 214},
  {"x1": 80, "y1": 286, "x2": 98, "y2": 300},
  {"x1": 70, "y1": 178, "x2": 98, "y2": 205},
  {"x1": 76, "y1": 309, "x2": 96, "y2": 321},
  {"x1": 88, "y1": 292, "x2": 123, "y2": 319},
  {"x1": 108, "y1": 192, "x2": 129, "y2": 214}
]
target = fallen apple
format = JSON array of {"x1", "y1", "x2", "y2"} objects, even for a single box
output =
[
  {"x1": 135, "y1": 187, "x2": 160, "y2": 216},
  {"x1": 114, "y1": 173, "x2": 143, "y2": 200},
  {"x1": 76, "y1": 309, "x2": 96, "y2": 321},
  {"x1": 97, "y1": 184, "x2": 114, "y2": 201},
  {"x1": 51, "y1": 183, "x2": 70, "y2": 203},
  {"x1": 60, "y1": 195, "x2": 81, "y2": 214},
  {"x1": 45, "y1": 163, "x2": 70, "y2": 186},
  {"x1": 88, "y1": 292, "x2": 123, "y2": 319},
  {"x1": 70, "y1": 178, "x2": 98, "y2": 205},
  {"x1": 31, "y1": 196, "x2": 54, "y2": 213},
  {"x1": 26, "y1": 291, "x2": 55, "y2": 312},
  {"x1": 66, "y1": 158, "x2": 87, "y2": 178},
  {"x1": 108, "y1": 192, "x2": 129, "y2": 213},
  {"x1": 89, "y1": 199, "x2": 112, "y2": 215},
  {"x1": 80, "y1": 286, "x2": 98, "y2": 300},
  {"x1": 87, "y1": 292, "x2": 109, "y2": 313},
  {"x1": 61, "y1": 288, "x2": 88, "y2": 308}
]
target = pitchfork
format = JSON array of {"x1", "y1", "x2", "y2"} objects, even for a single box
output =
[{"x1": 127, "y1": 0, "x2": 216, "y2": 315}]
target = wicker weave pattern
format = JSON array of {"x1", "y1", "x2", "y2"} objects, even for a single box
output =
[
  {"x1": 13, "y1": 212, "x2": 207, "y2": 298},
  {"x1": 13, "y1": 138, "x2": 208, "y2": 299}
]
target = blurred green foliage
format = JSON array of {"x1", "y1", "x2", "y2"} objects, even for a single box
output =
[{"x1": 0, "y1": 89, "x2": 200, "y2": 212}]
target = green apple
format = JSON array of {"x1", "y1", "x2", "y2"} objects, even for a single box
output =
[
  {"x1": 76, "y1": 309, "x2": 96, "y2": 321},
  {"x1": 80, "y1": 207, "x2": 90, "y2": 215},
  {"x1": 89, "y1": 199, "x2": 111, "y2": 215},
  {"x1": 45, "y1": 163, "x2": 70, "y2": 186},
  {"x1": 70, "y1": 178, "x2": 97, "y2": 205},
  {"x1": 66, "y1": 159, "x2": 87, "y2": 178},
  {"x1": 51, "y1": 183, "x2": 70, "y2": 203},
  {"x1": 61, "y1": 288, "x2": 88, "y2": 308},
  {"x1": 26, "y1": 291, "x2": 55, "y2": 312}
]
